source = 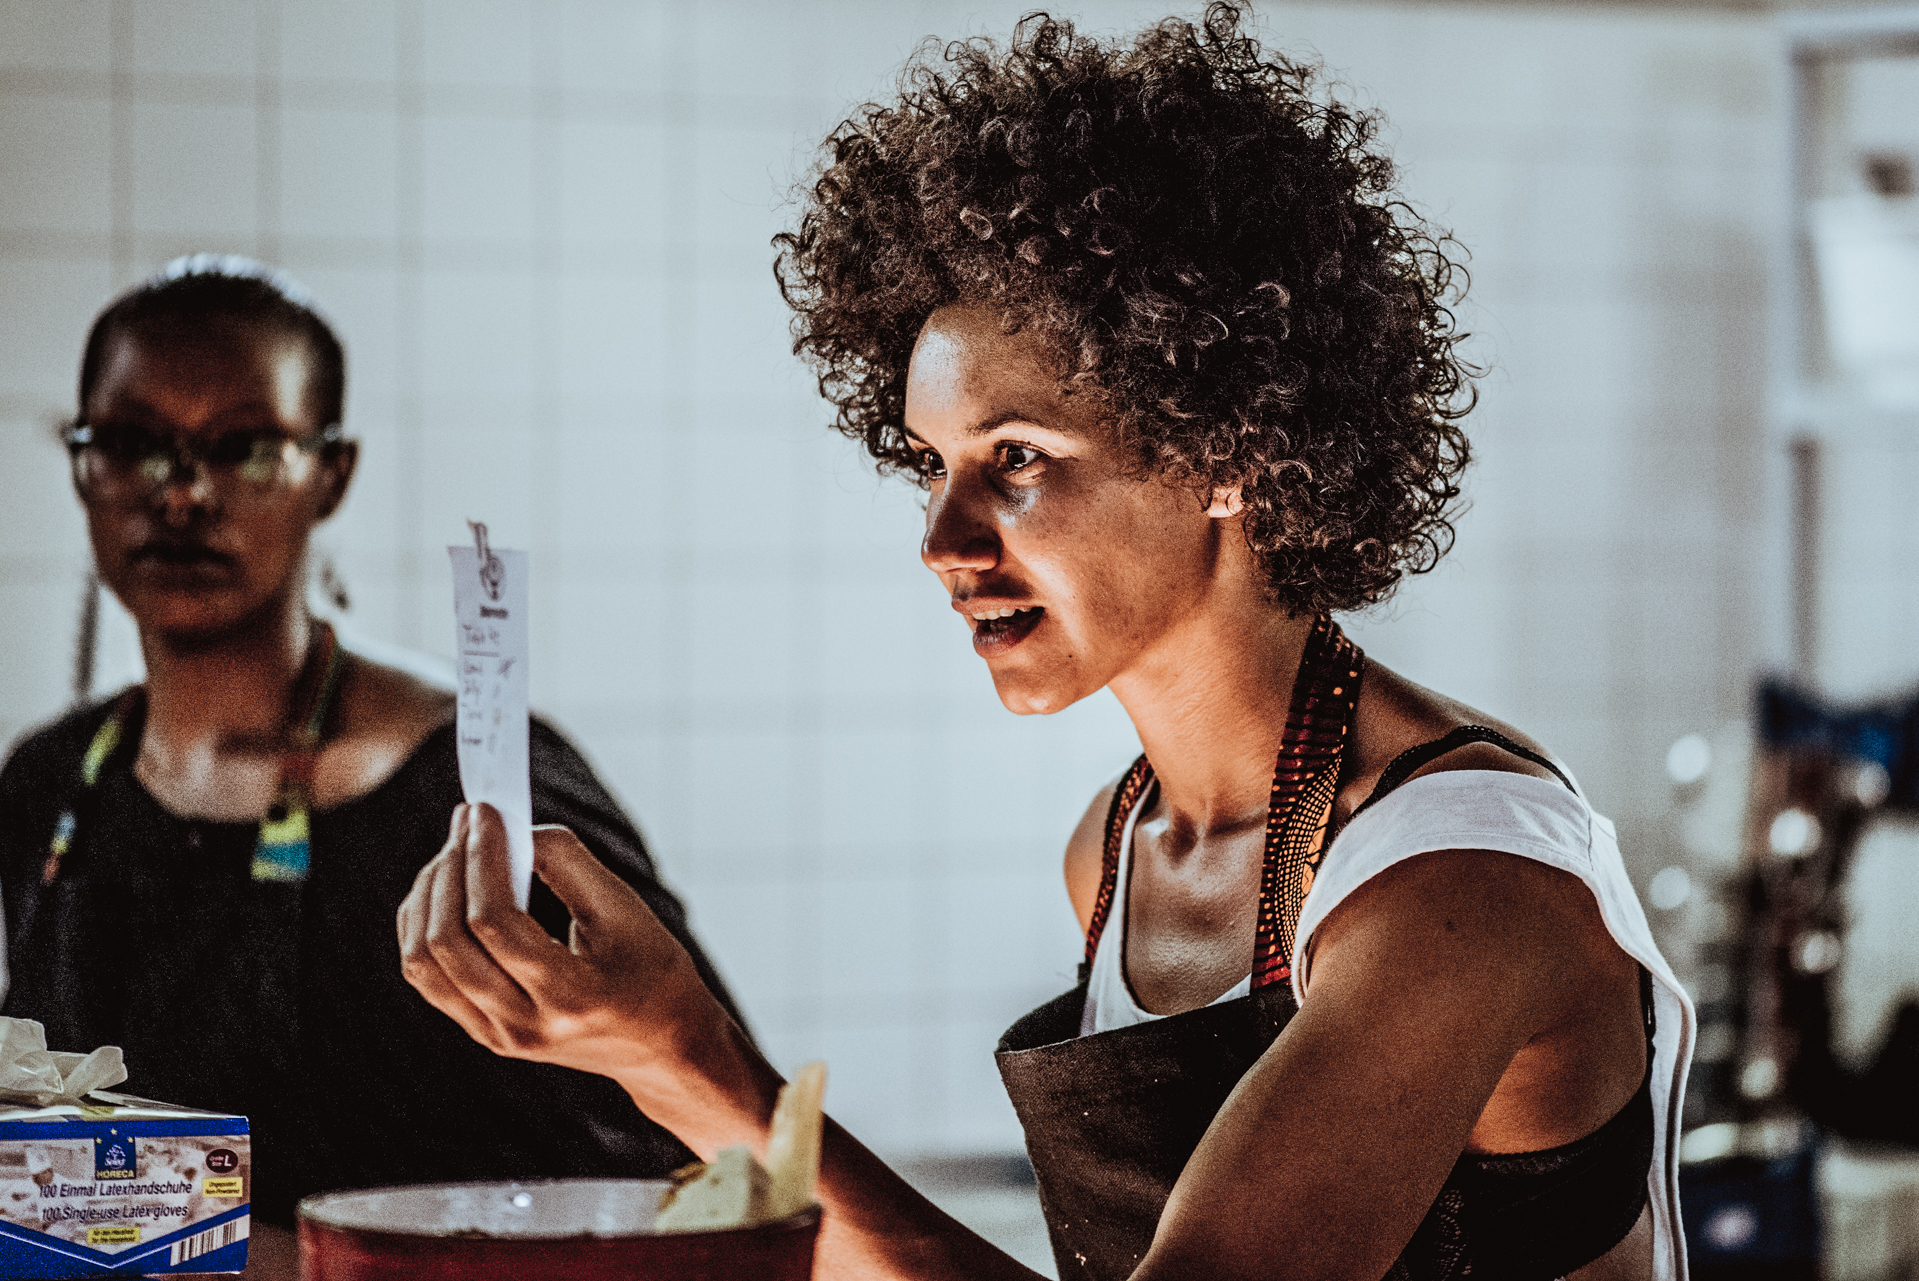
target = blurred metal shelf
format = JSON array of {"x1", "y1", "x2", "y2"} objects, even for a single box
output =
[
  {"x1": 1781, "y1": 5, "x2": 1919, "y2": 55},
  {"x1": 1770, "y1": 7, "x2": 1919, "y2": 679}
]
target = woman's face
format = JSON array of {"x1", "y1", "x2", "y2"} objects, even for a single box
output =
[
  {"x1": 905, "y1": 304, "x2": 1234, "y2": 715},
  {"x1": 78, "y1": 321, "x2": 354, "y2": 643}
]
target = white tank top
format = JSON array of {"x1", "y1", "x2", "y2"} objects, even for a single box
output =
[
  {"x1": 1081, "y1": 779, "x2": 1248, "y2": 1037},
  {"x1": 1079, "y1": 768, "x2": 1694, "y2": 1281}
]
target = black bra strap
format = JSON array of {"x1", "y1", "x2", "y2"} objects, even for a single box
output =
[
  {"x1": 1352, "y1": 724, "x2": 1575, "y2": 822},
  {"x1": 1640, "y1": 964, "x2": 1656, "y2": 1041}
]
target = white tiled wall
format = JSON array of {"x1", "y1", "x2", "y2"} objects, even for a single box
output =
[{"x1": 0, "y1": 0, "x2": 1781, "y2": 1157}]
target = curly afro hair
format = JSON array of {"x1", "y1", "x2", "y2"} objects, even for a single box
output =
[{"x1": 775, "y1": 3, "x2": 1475, "y2": 614}]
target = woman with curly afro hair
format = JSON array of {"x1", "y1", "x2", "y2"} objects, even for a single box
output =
[{"x1": 401, "y1": 7, "x2": 1693, "y2": 1280}]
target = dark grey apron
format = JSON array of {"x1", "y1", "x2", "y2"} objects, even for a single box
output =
[{"x1": 996, "y1": 619, "x2": 1653, "y2": 1281}]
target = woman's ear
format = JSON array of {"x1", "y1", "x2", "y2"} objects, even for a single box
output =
[
  {"x1": 1205, "y1": 484, "x2": 1244, "y2": 518},
  {"x1": 315, "y1": 439, "x2": 359, "y2": 522}
]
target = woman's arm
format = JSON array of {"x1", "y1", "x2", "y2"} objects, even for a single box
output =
[
  {"x1": 1136, "y1": 847, "x2": 1645, "y2": 1281},
  {"x1": 400, "y1": 807, "x2": 1639, "y2": 1281},
  {"x1": 397, "y1": 804, "x2": 1045, "y2": 1281}
]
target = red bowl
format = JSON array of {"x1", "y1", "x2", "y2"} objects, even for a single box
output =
[{"x1": 298, "y1": 1178, "x2": 819, "y2": 1281}]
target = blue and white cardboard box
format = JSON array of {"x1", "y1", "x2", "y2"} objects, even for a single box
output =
[{"x1": 0, "y1": 1090, "x2": 248, "y2": 1275}]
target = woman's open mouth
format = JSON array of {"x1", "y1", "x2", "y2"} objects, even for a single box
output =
[{"x1": 968, "y1": 605, "x2": 1044, "y2": 653}]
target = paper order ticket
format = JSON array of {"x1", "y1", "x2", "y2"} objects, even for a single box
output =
[{"x1": 448, "y1": 523, "x2": 534, "y2": 910}]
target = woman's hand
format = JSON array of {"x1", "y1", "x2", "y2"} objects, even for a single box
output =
[
  {"x1": 399, "y1": 805, "x2": 1042, "y2": 1281},
  {"x1": 397, "y1": 803, "x2": 753, "y2": 1136}
]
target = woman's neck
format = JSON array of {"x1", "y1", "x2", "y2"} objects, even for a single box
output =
[
  {"x1": 1108, "y1": 605, "x2": 1316, "y2": 839},
  {"x1": 138, "y1": 597, "x2": 311, "y2": 760}
]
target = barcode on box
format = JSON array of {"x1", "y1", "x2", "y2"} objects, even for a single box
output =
[{"x1": 169, "y1": 1215, "x2": 248, "y2": 1266}]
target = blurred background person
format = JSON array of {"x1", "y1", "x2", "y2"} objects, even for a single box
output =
[{"x1": 0, "y1": 256, "x2": 741, "y2": 1277}]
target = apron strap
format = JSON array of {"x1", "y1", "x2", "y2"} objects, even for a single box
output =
[{"x1": 1080, "y1": 615, "x2": 1366, "y2": 989}]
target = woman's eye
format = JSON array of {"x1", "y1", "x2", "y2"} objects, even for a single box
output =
[
  {"x1": 208, "y1": 433, "x2": 275, "y2": 467},
  {"x1": 94, "y1": 425, "x2": 164, "y2": 463},
  {"x1": 915, "y1": 450, "x2": 947, "y2": 481},
  {"x1": 999, "y1": 444, "x2": 1043, "y2": 474}
]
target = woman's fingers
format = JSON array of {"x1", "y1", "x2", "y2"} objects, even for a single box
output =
[
  {"x1": 529, "y1": 824, "x2": 645, "y2": 934},
  {"x1": 463, "y1": 803, "x2": 518, "y2": 915},
  {"x1": 456, "y1": 809, "x2": 591, "y2": 1004},
  {"x1": 398, "y1": 805, "x2": 457, "y2": 964},
  {"x1": 397, "y1": 805, "x2": 465, "y2": 952},
  {"x1": 419, "y1": 833, "x2": 538, "y2": 1029},
  {"x1": 462, "y1": 805, "x2": 568, "y2": 952},
  {"x1": 401, "y1": 941, "x2": 508, "y2": 1047},
  {"x1": 399, "y1": 818, "x2": 520, "y2": 1049}
]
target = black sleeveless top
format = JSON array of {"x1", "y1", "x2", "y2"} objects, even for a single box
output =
[{"x1": 995, "y1": 618, "x2": 1655, "y2": 1280}]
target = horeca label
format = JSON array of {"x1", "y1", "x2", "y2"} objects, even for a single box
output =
[{"x1": 93, "y1": 1134, "x2": 136, "y2": 1180}]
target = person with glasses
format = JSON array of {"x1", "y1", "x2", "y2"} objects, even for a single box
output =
[
  {"x1": 0, "y1": 256, "x2": 742, "y2": 1277},
  {"x1": 398, "y1": 8, "x2": 1693, "y2": 1281}
]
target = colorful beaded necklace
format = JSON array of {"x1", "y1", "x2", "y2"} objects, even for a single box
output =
[{"x1": 44, "y1": 620, "x2": 346, "y2": 886}]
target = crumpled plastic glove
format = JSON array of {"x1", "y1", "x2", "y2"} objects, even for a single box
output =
[{"x1": 0, "y1": 1017, "x2": 127, "y2": 1106}]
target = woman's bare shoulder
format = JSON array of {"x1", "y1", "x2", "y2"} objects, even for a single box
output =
[
  {"x1": 316, "y1": 654, "x2": 456, "y2": 806},
  {"x1": 1344, "y1": 661, "x2": 1560, "y2": 810},
  {"x1": 337, "y1": 655, "x2": 456, "y2": 733},
  {"x1": 1064, "y1": 773, "x2": 1125, "y2": 934}
]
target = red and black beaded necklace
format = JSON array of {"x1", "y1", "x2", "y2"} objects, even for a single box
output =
[{"x1": 1081, "y1": 613, "x2": 1365, "y2": 991}]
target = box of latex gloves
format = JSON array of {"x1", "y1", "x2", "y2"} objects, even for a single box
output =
[{"x1": 0, "y1": 1019, "x2": 248, "y2": 1275}]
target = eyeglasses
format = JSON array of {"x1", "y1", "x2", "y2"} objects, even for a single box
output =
[{"x1": 62, "y1": 421, "x2": 345, "y2": 503}]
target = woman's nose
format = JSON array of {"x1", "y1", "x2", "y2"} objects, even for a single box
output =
[
  {"x1": 921, "y1": 480, "x2": 1000, "y2": 575},
  {"x1": 156, "y1": 462, "x2": 217, "y2": 525}
]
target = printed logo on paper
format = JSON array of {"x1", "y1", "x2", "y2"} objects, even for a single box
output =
[
  {"x1": 94, "y1": 1135, "x2": 136, "y2": 1180},
  {"x1": 204, "y1": 1148, "x2": 240, "y2": 1175}
]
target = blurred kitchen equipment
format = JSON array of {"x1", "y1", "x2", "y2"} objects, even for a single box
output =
[
  {"x1": 1677, "y1": 670, "x2": 1919, "y2": 1279},
  {"x1": 1750, "y1": 676, "x2": 1919, "y2": 1145},
  {"x1": 298, "y1": 1179, "x2": 819, "y2": 1281},
  {"x1": 1681, "y1": 1123, "x2": 1823, "y2": 1281}
]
